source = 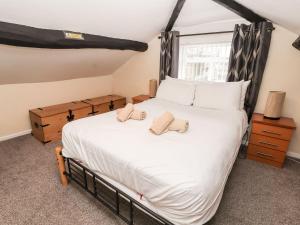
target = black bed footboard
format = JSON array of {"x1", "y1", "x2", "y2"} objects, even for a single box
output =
[{"x1": 63, "y1": 157, "x2": 174, "y2": 225}]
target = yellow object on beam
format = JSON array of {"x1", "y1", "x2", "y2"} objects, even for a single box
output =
[{"x1": 64, "y1": 31, "x2": 84, "y2": 40}]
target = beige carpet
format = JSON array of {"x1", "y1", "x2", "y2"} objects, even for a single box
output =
[{"x1": 0, "y1": 134, "x2": 300, "y2": 225}]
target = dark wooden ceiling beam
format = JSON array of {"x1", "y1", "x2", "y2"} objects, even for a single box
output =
[
  {"x1": 212, "y1": 0, "x2": 266, "y2": 23},
  {"x1": 0, "y1": 21, "x2": 148, "y2": 52},
  {"x1": 165, "y1": 0, "x2": 186, "y2": 32},
  {"x1": 292, "y1": 36, "x2": 300, "y2": 50}
]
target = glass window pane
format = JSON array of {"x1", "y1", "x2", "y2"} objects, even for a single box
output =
[{"x1": 178, "y1": 42, "x2": 231, "y2": 82}]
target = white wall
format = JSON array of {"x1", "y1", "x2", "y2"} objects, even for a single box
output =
[
  {"x1": 255, "y1": 25, "x2": 300, "y2": 157},
  {"x1": 112, "y1": 36, "x2": 161, "y2": 102},
  {"x1": 111, "y1": 23, "x2": 300, "y2": 157},
  {"x1": 0, "y1": 75, "x2": 112, "y2": 139}
]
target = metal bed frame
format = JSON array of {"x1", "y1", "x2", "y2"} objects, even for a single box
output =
[
  {"x1": 63, "y1": 156, "x2": 174, "y2": 225},
  {"x1": 58, "y1": 129, "x2": 250, "y2": 225}
]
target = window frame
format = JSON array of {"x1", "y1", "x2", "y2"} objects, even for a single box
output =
[{"x1": 178, "y1": 34, "x2": 233, "y2": 82}]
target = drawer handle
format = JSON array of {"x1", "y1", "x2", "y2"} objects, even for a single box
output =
[
  {"x1": 67, "y1": 109, "x2": 75, "y2": 122},
  {"x1": 256, "y1": 152, "x2": 273, "y2": 158},
  {"x1": 109, "y1": 100, "x2": 114, "y2": 111},
  {"x1": 258, "y1": 141, "x2": 278, "y2": 148},
  {"x1": 262, "y1": 130, "x2": 281, "y2": 136},
  {"x1": 33, "y1": 122, "x2": 50, "y2": 129}
]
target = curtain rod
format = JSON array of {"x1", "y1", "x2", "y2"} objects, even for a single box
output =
[
  {"x1": 158, "y1": 27, "x2": 275, "y2": 39},
  {"x1": 178, "y1": 31, "x2": 233, "y2": 37},
  {"x1": 158, "y1": 31, "x2": 233, "y2": 39}
]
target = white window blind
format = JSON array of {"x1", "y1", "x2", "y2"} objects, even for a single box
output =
[{"x1": 178, "y1": 42, "x2": 231, "y2": 82}]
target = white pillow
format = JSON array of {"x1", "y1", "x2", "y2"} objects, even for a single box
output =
[
  {"x1": 166, "y1": 75, "x2": 209, "y2": 85},
  {"x1": 240, "y1": 80, "x2": 251, "y2": 109},
  {"x1": 165, "y1": 75, "x2": 194, "y2": 84},
  {"x1": 193, "y1": 81, "x2": 242, "y2": 110},
  {"x1": 156, "y1": 78, "x2": 196, "y2": 105}
]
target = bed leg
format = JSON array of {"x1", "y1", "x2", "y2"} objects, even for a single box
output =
[{"x1": 55, "y1": 146, "x2": 68, "y2": 187}]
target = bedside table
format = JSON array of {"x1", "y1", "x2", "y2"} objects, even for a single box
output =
[
  {"x1": 247, "y1": 113, "x2": 296, "y2": 168},
  {"x1": 132, "y1": 95, "x2": 150, "y2": 104}
]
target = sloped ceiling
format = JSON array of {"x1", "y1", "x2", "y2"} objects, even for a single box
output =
[
  {"x1": 0, "y1": 45, "x2": 136, "y2": 84},
  {"x1": 0, "y1": 0, "x2": 176, "y2": 84},
  {"x1": 175, "y1": 0, "x2": 240, "y2": 27},
  {"x1": 0, "y1": 0, "x2": 299, "y2": 84},
  {"x1": 236, "y1": 0, "x2": 300, "y2": 34},
  {"x1": 0, "y1": 0, "x2": 176, "y2": 42},
  {"x1": 176, "y1": 0, "x2": 300, "y2": 35}
]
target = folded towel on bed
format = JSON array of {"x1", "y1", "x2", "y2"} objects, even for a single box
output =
[
  {"x1": 117, "y1": 103, "x2": 134, "y2": 122},
  {"x1": 116, "y1": 105, "x2": 146, "y2": 121},
  {"x1": 168, "y1": 119, "x2": 189, "y2": 133},
  {"x1": 149, "y1": 112, "x2": 174, "y2": 135},
  {"x1": 116, "y1": 108, "x2": 122, "y2": 114},
  {"x1": 130, "y1": 109, "x2": 147, "y2": 120}
]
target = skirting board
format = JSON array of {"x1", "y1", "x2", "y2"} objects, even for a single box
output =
[
  {"x1": 286, "y1": 151, "x2": 300, "y2": 160},
  {"x1": 0, "y1": 129, "x2": 32, "y2": 142}
]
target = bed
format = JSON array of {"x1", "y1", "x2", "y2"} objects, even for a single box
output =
[{"x1": 61, "y1": 98, "x2": 248, "y2": 225}]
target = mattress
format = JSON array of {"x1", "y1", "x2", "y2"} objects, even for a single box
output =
[{"x1": 62, "y1": 98, "x2": 248, "y2": 225}]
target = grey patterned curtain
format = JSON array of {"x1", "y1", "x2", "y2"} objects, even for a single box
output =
[
  {"x1": 227, "y1": 22, "x2": 273, "y2": 121},
  {"x1": 159, "y1": 31, "x2": 180, "y2": 81}
]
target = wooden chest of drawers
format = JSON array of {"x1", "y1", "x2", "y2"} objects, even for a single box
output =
[
  {"x1": 83, "y1": 95, "x2": 126, "y2": 115},
  {"x1": 30, "y1": 101, "x2": 92, "y2": 143},
  {"x1": 132, "y1": 95, "x2": 150, "y2": 104},
  {"x1": 247, "y1": 113, "x2": 296, "y2": 167}
]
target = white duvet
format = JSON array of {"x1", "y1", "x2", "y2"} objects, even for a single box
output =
[{"x1": 62, "y1": 98, "x2": 248, "y2": 225}]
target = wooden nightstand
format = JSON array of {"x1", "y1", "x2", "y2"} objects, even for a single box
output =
[
  {"x1": 132, "y1": 95, "x2": 150, "y2": 104},
  {"x1": 247, "y1": 113, "x2": 296, "y2": 168}
]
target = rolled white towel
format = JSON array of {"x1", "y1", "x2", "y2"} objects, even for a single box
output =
[
  {"x1": 168, "y1": 119, "x2": 189, "y2": 133},
  {"x1": 117, "y1": 108, "x2": 147, "y2": 121},
  {"x1": 149, "y1": 112, "x2": 174, "y2": 135},
  {"x1": 130, "y1": 109, "x2": 147, "y2": 120},
  {"x1": 116, "y1": 103, "x2": 134, "y2": 122}
]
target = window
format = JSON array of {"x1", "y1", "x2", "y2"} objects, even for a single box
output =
[{"x1": 178, "y1": 42, "x2": 231, "y2": 82}]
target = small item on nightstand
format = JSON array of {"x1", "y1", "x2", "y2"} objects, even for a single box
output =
[
  {"x1": 264, "y1": 91, "x2": 286, "y2": 120},
  {"x1": 247, "y1": 113, "x2": 296, "y2": 168},
  {"x1": 132, "y1": 95, "x2": 150, "y2": 104},
  {"x1": 149, "y1": 79, "x2": 158, "y2": 98}
]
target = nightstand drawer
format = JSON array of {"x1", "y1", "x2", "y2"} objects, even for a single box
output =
[
  {"x1": 133, "y1": 99, "x2": 143, "y2": 104},
  {"x1": 252, "y1": 123, "x2": 293, "y2": 140},
  {"x1": 247, "y1": 154, "x2": 283, "y2": 168},
  {"x1": 247, "y1": 144, "x2": 286, "y2": 163},
  {"x1": 132, "y1": 95, "x2": 150, "y2": 104},
  {"x1": 249, "y1": 134, "x2": 289, "y2": 152}
]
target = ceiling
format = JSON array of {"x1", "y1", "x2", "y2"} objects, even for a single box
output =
[
  {"x1": 0, "y1": 45, "x2": 136, "y2": 85},
  {"x1": 0, "y1": 0, "x2": 175, "y2": 42},
  {"x1": 236, "y1": 0, "x2": 300, "y2": 34},
  {"x1": 175, "y1": 0, "x2": 300, "y2": 34},
  {"x1": 0, "y1": 0, "x2": 299, "y2": 84},
  {"x1": 1, "y1": 0, "x2": 299, "y2": 36},
  {"x1": 175, "y1": 0, "x2": 240, "y2": 27}
]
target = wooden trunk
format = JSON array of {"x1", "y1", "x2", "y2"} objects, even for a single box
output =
[
  {"x1": 30, "y1": 101, "x2": 92, "y2": 143},
  {"x1": 83, "y1": 95, "x2": 126, "y2": 115}
]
